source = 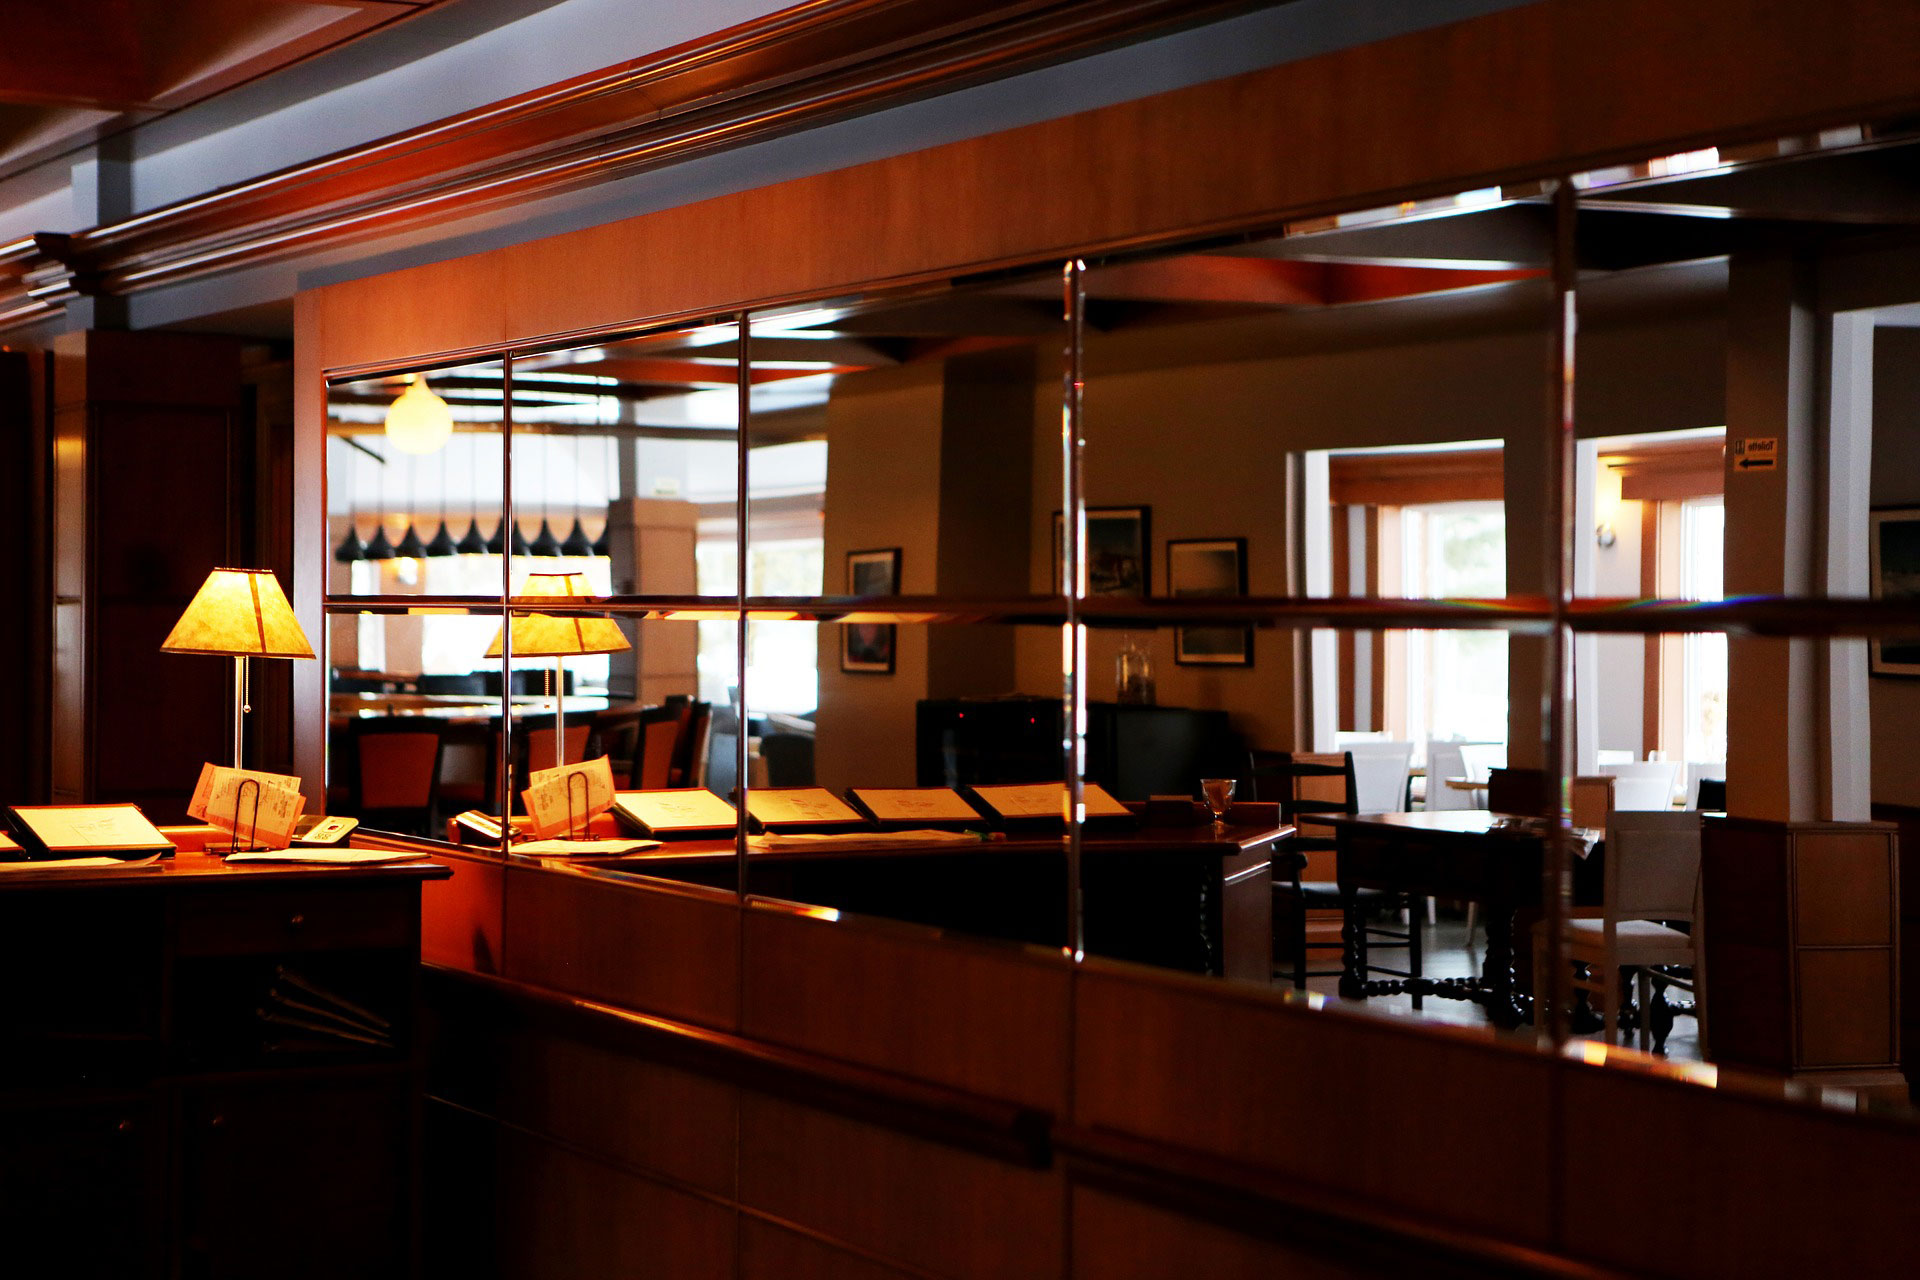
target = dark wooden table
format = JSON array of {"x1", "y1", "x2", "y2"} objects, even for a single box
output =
[{"x1": 1324, "y1": 811, "x2": 1589, "y2": 1029}]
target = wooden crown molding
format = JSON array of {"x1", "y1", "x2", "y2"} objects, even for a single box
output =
[{"x1": 0, "y1": 0, "x2": 1269, "y2": 334}]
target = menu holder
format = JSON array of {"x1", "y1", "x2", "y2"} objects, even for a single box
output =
[
  {"x1": 742, "y1": 787, "x2": 871, "y2": 835},
  {"x1": 611, "y1": 789, "x2": 739, "y2": 840},
  {"x1": 845, "y1": 787, "x2": 986, "y2": 831},
  {"x1": 452, "y1": 811, "x2": 522, "y2": 846},
  {"x1": 7, "y1": 804, "x2": 177, "y2": 860},
  {"x1": 963, "y1": 782, "x2": 1137, "y2": 832}
]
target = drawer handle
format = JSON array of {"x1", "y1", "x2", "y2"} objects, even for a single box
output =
[
  {"x1": 287, "y1": 912, "x2": 305, "y2": 930},
  {"x1": 209, "y1": 1114, "x2": 226, "y2": 1130}
]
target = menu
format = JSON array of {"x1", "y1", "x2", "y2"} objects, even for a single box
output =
[
  {"x1": 8, "y1": 804, "x2": 176, "y2": 857},
  {"x1": 523, "y1": 756, "x2": 616, "y2": 839},
  {"x1": 847, "y1": 787, "x2": 982, "y2": 825},
  {"x1": 744, "y1": 788, "x2": 867, "y2": 830},
  {"x1": 968, "y1": 782, "x2": 1131, "y2": 822},
  {"x1": 612, "y1": 789, "x2": 739, "y2": 837},
  {"x1": 189, "y1": 763, "x2": 304, "y2": 849}
]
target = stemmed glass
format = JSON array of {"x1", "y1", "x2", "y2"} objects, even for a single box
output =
[{"x1": 1201, "y1": 778, "x2": 1236, "y2": 833}]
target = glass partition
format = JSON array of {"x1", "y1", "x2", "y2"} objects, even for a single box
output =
[{"x1": 324, "y1": 360, "x2": 507, "y2": 835}]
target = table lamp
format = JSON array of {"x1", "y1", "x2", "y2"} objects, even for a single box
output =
[
  {"x1": 485, "y1": 571, "x2": 629, "y2": 769},
  {"x1": 161, "y1": 568, "x2": 316, "y2": 772}
]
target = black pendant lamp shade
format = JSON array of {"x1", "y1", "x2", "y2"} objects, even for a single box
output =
[
  {"x1": 590, "y1": 521, "x2": 610, "y2": 558},
  {"x1": 426, "y1": 521, "x2": 460, "y2": 557},
  {"x1": 486, "y1": 518, "x2": 507, "y2": 555},
  {"x1": 365, "y1": 524, "x2": 397, "y2": 559},
  {"x1": 457, "y1": 518, "x2": 490, "y2": 556},
  {"x1": 395, "y1": 524, "x2": 429, "y2": 560},
  {"x1": 529, "y1": 519, "x2": 563, "y2": 557},
  {"x1": 334, "y1": 524, "x2": 368, "y2": 562},
  {"x1": 560, "y1": 517, "x2": 594, "y2": 558},
  {"x1": 510, "y1": 521, "x2": 532, "y2": 557}
]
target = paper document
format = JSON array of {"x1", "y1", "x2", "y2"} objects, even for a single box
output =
[
  {"x1": 744, "y1": 788, "x2": 864, "y2": 827},
  {"x1": 523, "y1": 756, "x2": 615, "y2": 838},
  {"x1": 0, "y1": 854, "x2": 163, "y2": 872},
  {"x1": 849, "y1": 788, "x2": 981, "y2": 823},
  {"x1": 189, "y1": 763, "x2": 305, "y2": 848},
  {"x1": 511, "y1": 838, "x2": 664, "y2": 857},
  {"x1": 225, "y1": 848, "x2": 432, "y2": 865}
]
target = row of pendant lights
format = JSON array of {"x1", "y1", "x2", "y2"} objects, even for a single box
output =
[
  {"x1": 335, "y1": 373, "x2": 611, "y2": 562},
  {"x1": 334, "y1": 515, "x2": 607, "y2": 563}
]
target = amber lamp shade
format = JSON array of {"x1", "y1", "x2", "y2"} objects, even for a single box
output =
[
  {"x1": 161, "y1": 568, "x2": 315, "y2": 778},
  {"x1": 484, "y1": 572, "x2": 628, "y2": 774}
]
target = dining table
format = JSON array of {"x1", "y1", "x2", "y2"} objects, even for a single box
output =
[{"x1": 1323, "y1": 810, "x2": 1598, "y2": 1029}]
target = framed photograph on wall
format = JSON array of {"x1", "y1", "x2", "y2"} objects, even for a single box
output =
[
  {"x1": 842, "y1": 547, "x2": 900, "y2": 674},
  {"x1": 1870, "y1": 509, "x2": 1920, "y2": 675},
  {"x1": 1168, "y1": 537, "x2": 1251, "y2": 667},
  {"x1": 1051, "y1": 506, "x2": 1151, "y2": 597}
]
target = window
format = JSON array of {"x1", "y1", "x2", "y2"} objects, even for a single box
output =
[{"x1": 1397, "y1": 502, "x2": 1509, "y2": 747}]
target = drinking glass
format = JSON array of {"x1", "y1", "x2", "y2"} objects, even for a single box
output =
[{"x1": 1201, "y1": 778, "x2": 1236, "y2": 832}]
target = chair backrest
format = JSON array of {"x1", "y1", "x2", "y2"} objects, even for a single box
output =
[
  {"x1": 592, "y1": 708, "x2": 646, "y2": 786},
  {"x1": 669, "y1": 701, "x2": 712, "y2": 788},
  {"x1": 1346, "y1": 740, "x2": 1414, "y2": 813},
  {"x1": 1257, "y1": 752, "x2": 1356, "y2": 826},
  {"x1": 1425, "y1": 740, "x2": 1474, "y2": 811},
  {"x1": 1600, "y1": 760, "x2": 1681, "y2": 810},
  {"x1": 352, "y1": 720, "x2": 444, "y2": 813},
  {"x1": 522, "y1": 724, "x2": 593, "y2": 781},
  {"x1": 1605, "y1": 809, "x2": 1702, "y2": 923},
  {"x1": 1694, "y1": 775, "x2": 1727, "y2": 812},
  {"x1": 636, "y1": 707, "x2": 683, "y2": 789},
  {"x1": 1570, "y1": 775, "x2": 1614, "y2": 831},
  {"x1": 1457, "y1": 742, "x2": 1507, "y2": 783},
  {"x1": 1684, "y1": 764, "x2": 1725, "y2": 811}
]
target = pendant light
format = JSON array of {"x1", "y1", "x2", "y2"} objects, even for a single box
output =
[
  {"x1": 457, "y1": 433, "x2": 490, "y2": 555},
  {"x1": 384, "y1": 373, "x2": 454, "y2": 455},
  {"x1": 559, "y1": 436, "x2": 594, "y2": 557},
  {"x1": 529, "y1": 432, "x2": 562, "y2": 556},
  {"x1": 395, "y1": 451, "x2": 427, "y2": 560},
  {"x1": 425, "y1": 439, "x2": 459, "y2": 556},
  {"x1": 332, "y1": 436, "x2": 367, "y2": 562},
  {"x1": 365, "y1": 440, "x2": 396, "y2": 559},
  {"x1": 589, "y1": 434, "x2": 613, "y2": 558}
]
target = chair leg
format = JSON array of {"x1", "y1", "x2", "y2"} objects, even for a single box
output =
[
  {"x1": 1465, "y1": 902, "x2": 1479, "y2": 950},
  {"x1": 1291, "y1": 900, "x2": 1308, "y2": 992},
  {"x1": 1636, "y1": 968, "x2": 1655, "y2": 1052},
  {"x1": 1601, "y1": 964, "x2": 1619, "y2": 1045},
  {"x1": 1408, "y1": 897, "x2": 1424, "y2": 1011},
  {"x1": 1426, "y1": 895, "x2": 1437, "y2": 926}
]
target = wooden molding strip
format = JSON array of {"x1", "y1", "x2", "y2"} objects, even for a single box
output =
[{"x1": 0, "y1": 0, "x2": 1268, "y2": 332}]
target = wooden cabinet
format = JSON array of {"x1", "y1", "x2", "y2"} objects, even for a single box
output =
[
  {"x1": 0, "y1": 855, "x2": 445, "y2": 1279},
  {"x1": 1701, "y1": 816, "x2": 1902, "y2": 1090}
]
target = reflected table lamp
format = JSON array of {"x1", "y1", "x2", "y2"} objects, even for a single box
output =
[
  {"x1": 485, "y1": 571, "x2": 630, "y2": 770},
  {"x1": 161, "y1": 568, "x2": 316, "y2": 773}
]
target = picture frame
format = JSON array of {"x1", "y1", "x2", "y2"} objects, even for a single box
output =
[
  {"x1": 1869, "y1": 508, "x2": 1920, "y2": 675},
  {"x1": 1167, "y1": 537, "x2": 1251, "y2": 667},
  {"x1": 842, "y1": 547, "x2": 900, "y2": 674},
  {"x1": 1051, "y1": 506, "x2": 1151, "y2": 597}
]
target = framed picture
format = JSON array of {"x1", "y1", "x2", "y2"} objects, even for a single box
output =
[
  {"x1": 1870, "y1": 509, "x2": 1920, "y2": 675},
  {"x1": 1051, "y1": 506, "x2": 1151, "y2": 597},
  {"x1": 1168, "y1": 537, "x2": 1251, "y2": 667},
  {"x1": 842, "y1": 547, "x2": 900, "y2": 674}
]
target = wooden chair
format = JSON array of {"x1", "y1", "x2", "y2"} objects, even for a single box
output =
[
  {"x1": 632, "y1": 705, "x2": 686, "y2": 790},
  {"x1": 1257, "y1": 750, "x2": 1420, "y2": 997},
  {"x1": 591, "y1": 707, "x2": 646, "y2": 788},
  {"x1": 1533, "y1": 809, "x2": 1703, "y2": 1050},
  {"x1": 518, "y1": 723, "x2": 592, "y2": 787},
  {"x1": 669, "y1": 701, "x2": 712, "y2": 788},
  {"x1": 346, "y1": 717, "x2": 444, "y2": 836}
]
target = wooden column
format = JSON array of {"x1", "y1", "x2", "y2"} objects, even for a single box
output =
[{"x1": 49, "y1": 330, "x2": 246, "y2": 820}]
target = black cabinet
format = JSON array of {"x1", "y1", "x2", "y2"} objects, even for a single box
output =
[{"x1": 916, "y1": 696, "x2": 1245, "y2": 799}]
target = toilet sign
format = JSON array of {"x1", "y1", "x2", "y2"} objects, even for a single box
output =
[{"x1": 1733, "y1": 437, "x2": 1777, "y2": 473}]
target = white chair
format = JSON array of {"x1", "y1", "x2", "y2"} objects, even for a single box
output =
[
  {"x1": 1346, "y1": 740, "x2": 1414, "y2": 814},
  {"x1": 1456, "y1": 742, "x2": 1506, "y2": 786},
  {"x1": 1535, "y1": 809, "x2": 1702, "y2": 1050},
  {"x1": 1425, "y1": 740, "x2": 1475, "y2": 812},
  {"x1": 1600, "y1": 760, "x2": 1682, "y2": 810},
  {"x1": 1596, "y1": 748, "x2": 1637, "y2": 766}
]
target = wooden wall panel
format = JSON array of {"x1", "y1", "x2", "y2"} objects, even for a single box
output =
[
  {"x1": 1071, "y1": 965, "x2": 1556, "y2": 1249},
  {"x1": 491, "y1": 1127, "x2": 736, "y2": 1280},
  {"x1": 737, "y1": 1094, "x2": 1063, "y2": 1280},
  {"x1": 1558, "y1": 1064, "x2": 1920, "y2": 1280},
  {"x1": 503, "y1": 867, "x2": 739, "y2": 1030},
  {"x1": 741, "y1": 905, "x2": 1071, "y2": 1113},
  {"x1": 306, "y1": 0, "x2": 1920, "y2": 375},
  {"x1": 418, "y1": 851, "x2": 505, "y2": 975},
  {"x1": 1070, "y1": 1186, "x2": 1374, "y2": 1280},
  {"x1": 737, "y1": 1216, "x2": 922, "y2": 1280}
]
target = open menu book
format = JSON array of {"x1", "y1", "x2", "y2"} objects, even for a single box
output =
[
  {"x1": 611, "y1": 789, "x2": 737, "y2": 839},
  {"x1": 7, "y1": 804, "x2": 175, "y2": 859},
  {"x1": 967, "y1": 782, "x2": 1132, "y2": 823}
]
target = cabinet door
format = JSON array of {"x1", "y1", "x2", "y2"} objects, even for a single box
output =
[
  {"x1": 0, "y1": 1095, "x2": 164, "y2": 1278},
  {"x1": 179, "y1": 1074, "x2": 411, "y2": 1280}
]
